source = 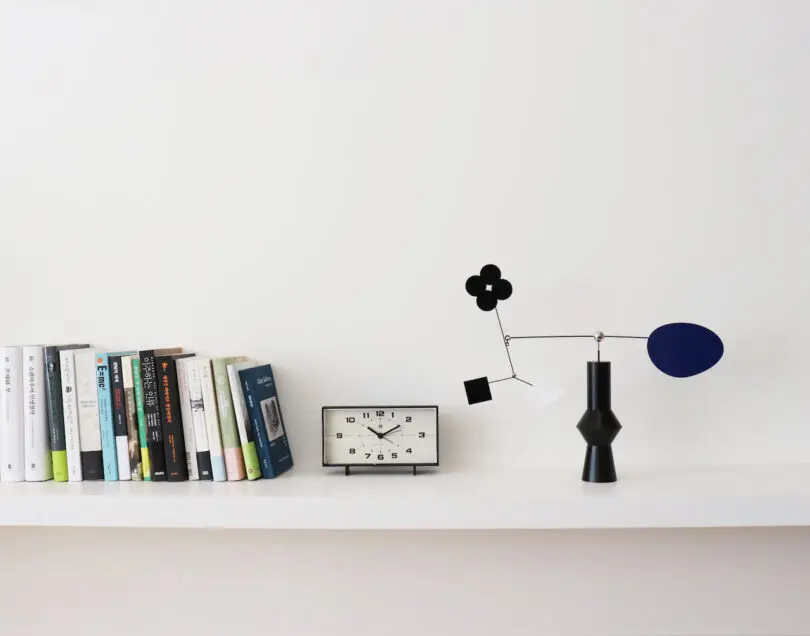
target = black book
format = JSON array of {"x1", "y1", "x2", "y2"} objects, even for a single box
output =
[
  {"x1": 157, "y1": 353, "x2": 195, "y2": 482},
  {"x1": 109, "y1": 354, "x2": 134, "y2": 480},
  {"x1": 139, "y1": 347, "x2": 181, "y2": 481},
  {"x1": 43, "y1": 344, "x2": 90, "y2": 482}
]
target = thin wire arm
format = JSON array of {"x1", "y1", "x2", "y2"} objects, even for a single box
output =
[
  {"x1": 508, "y1": 334, "x2": 648, "y2": 340},
  {"x1": 494, "y1": 307, "x2": 516, "y2": 376},
  {"x1": 488, "y1": 376, "x2": 513, "y2": 384},
  {"x1": 508, "y1": 335, "x2": 592, "y2": 340}
]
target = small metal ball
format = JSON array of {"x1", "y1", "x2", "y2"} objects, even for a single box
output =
[{"x1": 593, "y1": 330, "x2": 605, "y2": 342}]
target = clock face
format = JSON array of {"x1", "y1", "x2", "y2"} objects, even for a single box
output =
[{"x1": 322, "y1": 406, "x2": 439, "y2": 466}]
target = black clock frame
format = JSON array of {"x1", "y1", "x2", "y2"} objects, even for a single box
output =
[{"x1": 321, "y1": 405, "x2": 440, "y2": 475}]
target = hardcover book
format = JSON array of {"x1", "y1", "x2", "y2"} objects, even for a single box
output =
[
  {"x1": 23, "y1": 346, "x2": 52, "y2": 481},
  {"x1": 96, "y1": 353, "x2": 119, "y2": 480},
  {"x1": 109, "y1": 352, "x2": 136, "y2": 481},
  {"x1": 199, "y1": 358, "x2": 226, "y2": 481},
  {"x1": 156, "y1": 353, "x2": 194, "y2": 481},
  {"x1": 239, "y1": 364, "x2": 294, "y2": 479},
  {"x1": 74, "y1": 348, "x2": 103, "y2": 480},
  {"x1": 187, "y1": 358, "x2": 212, "y2": 480},
  {"x1": 59, "y1": 348, "x2": 83, "y2": 481},
  {"x1": 175, "y1": 357, "x2": 198, "y2": 480},
  {"x1": 131, "y1": 356, "x2": 151, "y2": 480},
  {"x1": 44, "y1": 344, "x2": 89, "y2": 481},
  {"x1": 211, "y1": 357, "x2": 247, "y2": 480},
  {"x1": 121, "y1": 354, "x2": 143, "y2": 480},
  {"x1": 139, "y1": 347, "x2": 181, "y2": 481},
  {"x1": 227, "y1": 360, "x2": 261, "y2": 480}
]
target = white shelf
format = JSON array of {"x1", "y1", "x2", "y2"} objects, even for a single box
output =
[{"x1": 0, "y1": 464, "x2": 808, "y2": 530}]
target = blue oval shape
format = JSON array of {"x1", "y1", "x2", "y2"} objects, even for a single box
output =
[{"x1": 647, "y1": 323, "x2": 724, "y2": 378}]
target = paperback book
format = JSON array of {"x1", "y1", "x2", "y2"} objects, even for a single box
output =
[
  {"x1": 23, "y1": 346, "x2": 52, "y2": 481},
  {"x1": 59, "y1": 348, "x2": 83, "y2": 481},
  {"x1": 0, "y1": 346, "x2": 24, "y2": 482},
  {"x1": 139, "y1": 348, "x2": 181, "y2": 481},
  {"x1": 199, "y1": 358, "x2": 226, "y2": 481},
  {"x1": 211, "y1": 356, "x2": 246, "y2": 480},
  {"x1": 75, "y1": 349, "x2": 103, "y2": 480},
  {"x1": 121, "y1": 354, "x2": 142, "y2": 480},
  {"x1": 109, "y1": 352, "x2": 136, "y2": 480},
  {"x1": 44, "y1": 344, "x2": 89, "y2": 481},
  {"x1": 131, "y1": 356, "x2": 151, "y2": 480},
  {"x1": 227, "y1": 360, "x2": 261, "y2": 480},
  {"x1": 187, "y1": 358, "x2": 212, "y2": 480},
  {"x1": 157, "y1": 352, "x2": 194, "y2": 481},
  {"x1": 239, "y1": 364, "x2": 294, "y2": 479},
  {"x1": 96, "y1": 353, "x2": 119, "y2": 480},
  {"x1": 175, "y1": 357, "x2": 198, "y2": 480}
]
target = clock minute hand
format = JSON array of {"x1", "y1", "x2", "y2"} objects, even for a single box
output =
[
  {"x1": 366, "y1": 426, "x2": 383, "y2": 439},
  {"x1": 380, "y1": 424, "x2": 401, "y2": 437}
]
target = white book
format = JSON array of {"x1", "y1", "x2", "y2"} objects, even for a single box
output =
[
  {"x1": 187, "y1": 358, "x2": 212, "y2": 480},
  {"x1": 199, "y1": 358, "x2": 226, "y2": 482},
  {"x1": 227, "y1": 360, "x2": 257, "y2": 456},
  {"x1": 74, "y1": 348, "x2": 103, "y2": 480},
  {"x1": 23, "y1": 346, "x2": 52, "y2": 481},
  {"x1": 175, "y1": 357, "x2": 198, "y2": 480},
  {"x1": 59, "y1": 348, "x2": 82, "y2": 481},
  {"x1": 0, "y1": 346, "x2": 25, "y2": 482}
]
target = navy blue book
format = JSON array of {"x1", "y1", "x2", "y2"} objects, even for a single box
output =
[{"x1": 238, "y1": 364, "x2": 293, "y2": 478}]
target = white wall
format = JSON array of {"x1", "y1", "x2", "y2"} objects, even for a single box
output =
[{"x1": 1, "y1": 2, "x2": 810, "y2": 634}]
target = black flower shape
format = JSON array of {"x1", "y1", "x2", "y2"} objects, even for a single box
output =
[{"x1": 465, "y1": 264, "x2": 513, "y2": 311}]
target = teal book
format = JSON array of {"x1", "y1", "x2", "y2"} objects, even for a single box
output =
[{"x1": 96, "y1": 353, "x2": 119, "y2": 480}]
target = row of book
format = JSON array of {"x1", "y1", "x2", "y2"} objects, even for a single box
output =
[{"x1": 0, "y1": 345, "x2": 294, "y2": 482}]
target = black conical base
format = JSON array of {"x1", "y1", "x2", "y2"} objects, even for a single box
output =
[{"x1": 582, "y1": 445, "x2": 617, "y2": 483}]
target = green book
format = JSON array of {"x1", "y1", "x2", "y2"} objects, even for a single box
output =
[
  {"x1": 131, "y1": 356, "x2": 151, "y2": 481},
  {"x1": 212, "y1": 357, "x2": 248, "y2": 480}
]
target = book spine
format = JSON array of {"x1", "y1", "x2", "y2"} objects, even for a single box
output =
[
  {"x1": 157, "y1": 357, "x2": 188, "y2": 481},
  {"x1": 227, "y1": 364, "x2": 261, "y2": 480},
  {"x1": 1, "y1": 346, "x2": 25, "y2": 482},
  {"x1": 44, "y1": 346, "x2": 68, "y2": 481},
  {"x1": 109, "y1": 355, "x2": 130, "y2": 481},
  {"x1": 187, "y1": 359, "x2": 212, "y2": 480},
  {"x1": 240, "y1": 376, "x2": 275, "y2": 478},
  {"x1": 59, "y1": 349, "x2": 82, "y2": 481},
  {"x1": 121, "y1": 356, "x2": 142, "y2": 480},
  {"x1": 131, "y1": 357, "x2": 151, "y2": 480},
  {"x1": 211, "y1": 358, "x2": 245, "y2": 480},
  {"x1": 199, "y1": 359, "x2": 226, "y2": 481},
  {"x1": 75, "y1": 350, "x2": 103, "y2": 480},
  {"x1": 139, "y1": 351, "x2": 166, "y2": 481},
  {"x1": 23, "y1": 346, "x2": 52, "y2": 481},
  {"x1": 96, "y1": 353, "x2": 118, "y2": 480},
  {"x1": 176, "y1": 359, "x2": 198, "y2": 480}
]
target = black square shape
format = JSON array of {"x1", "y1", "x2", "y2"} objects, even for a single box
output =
[{"x1": 464, "y1": 377, "x2": 492, "y2": 405}]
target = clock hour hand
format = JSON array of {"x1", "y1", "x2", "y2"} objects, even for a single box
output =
[
  {"x1": 366, "y1": 426, "x2": 383, "y2": 439},
  {"x1": 380, "y1": 424, "x2": 401, "y2": 437}
]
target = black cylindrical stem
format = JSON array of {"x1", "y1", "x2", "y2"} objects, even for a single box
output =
[{"x1": 587, "y1": 361, "x2": 611, "y2": 410}]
